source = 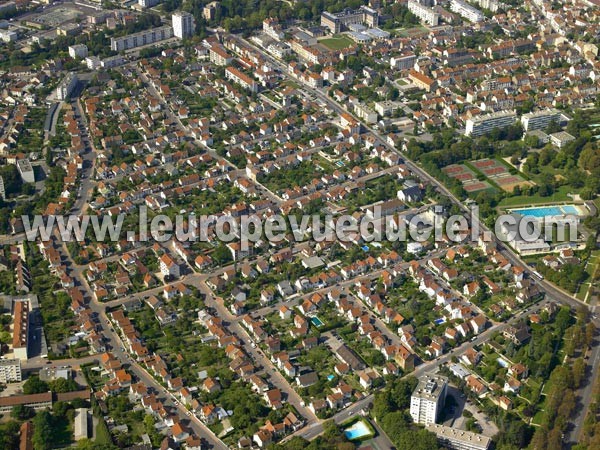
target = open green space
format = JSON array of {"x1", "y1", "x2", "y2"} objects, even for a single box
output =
[{"x1": 320, "y1": 35, "x2": 354, "y2": 50}]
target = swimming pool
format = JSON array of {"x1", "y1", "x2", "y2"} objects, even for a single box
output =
[
  {"x1": 511, "y1": 204, "x2": 584, "y2": 218},
  {"x1": 434, "y1": 317, "x2": 446, "y2": 325},
  {"x1": 344, "y1": 420, "x2": 372, "y2": 440},
  {"x1": 311, "y1": 316, "x2": 324, "y2": 327}
]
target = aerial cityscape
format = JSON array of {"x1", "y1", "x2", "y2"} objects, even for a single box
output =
[{"x1": 0, "y1": 0, "x2": 599, "y2": 449}]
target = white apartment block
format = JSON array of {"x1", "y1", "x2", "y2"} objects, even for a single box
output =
[
  {"x1": 56, "y1": 73, "x2": 78, "y2": 101},
  {"x1": 0, "y1": 359, "x2": 22, "y2": 383},
  {"x1": 450, "y1": 0, "x2": 485, "y2": 22},
  {"x1": 172, "y1": 11, "x2": 195, "y2": 39},
  {"x1": 68, "y1": 44, "x2": 88, "y2": 59},
  {"x1": 520, "y1": 108, "x2": 562, "y2": 132},
  {"x1": 16, "y1": 159, "x2": 35, "y2": 183},
  {"x1": 263, "y1": 18, "x2": 284, "y2": 41},
  {"x1": 408, "y1": 0, "x2": 440, "y2": 26},
  {"x1": 354, "y1": 103, "x2": 378, "y2": 124},
  {"x1": 410, "y1": 374, "x2": 448, "y2": 425},
  {"x1": 465, "y1": 110, "x2": 517, "y2": 137},
  {"x1": 110, "y1": 26, "x2": 174, "y2": 52},
  {"x1": 138, "y1": 0, "x2": 160, "y2": 8},
  {"x1": 427, "y1": 424, "x2": 492, "y2": 450}
]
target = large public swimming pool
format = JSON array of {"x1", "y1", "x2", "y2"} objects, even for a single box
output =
[{"x1": 511, "y1": 204, "x2": 585, "y2": 218}]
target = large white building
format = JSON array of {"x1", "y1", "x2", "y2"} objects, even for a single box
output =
[
  {"x1": 74, "y1": 408, "x2": 89, "y2": 441},
  {"x1": 427, "y1": 424, "x2": 492, "y2": 450},
  {"x1": 16, "y1": 159, "x2": 35, "y2": 184},
  {"x1": 172, "y1": 11, "x2": 195, "y2": 39},
  {"x1": 0, "y1": 359, "x2": 22, "y2": 383},
  {"x1": 521, "y1": 108, "x2": 562, "y2": 132},
  {"x1": 56, "y1": 73, "x2": 78, "y2": 101},
  {"x1": 110, "y1": 26, "x2": 174, "y2": 52},
  {"x1": 450, "y1": 0, "x2": 485, "y2": 22},
  {"x1": 0, "y1": 175, "x2": 5, "y2": 201},
  {"x1": 410, "y1": 374, "x2": 448, "y2": 425},
  {"x1": 68, "y1": 44, "x2": 88, "y2": 59},
  {"x1": 407, "y1": 0, "x2": 440, "y2": 26},
  {"x1": 465, "y1": 110, "x2": 517, "y2": 137}
]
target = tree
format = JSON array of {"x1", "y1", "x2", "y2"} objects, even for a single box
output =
[
  {"x1": 23, "y1": 376, "x2": 49, "y2": 395},
  {"x1": 11, "y1": 404, "x2": 34, "y2": 420},
  {"x1": 32, "y1": 411, "x2": 53, "y2": 450}
]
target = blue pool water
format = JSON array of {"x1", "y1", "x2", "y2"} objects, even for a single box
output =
[
  {"x1": 311, "y1": 317, "x2": 324, "y2": 327},
  {"x1": 344, "y1": 420, "x2": 371, "y2": 440},
  {"x1": 327, "y1": 374, "x2": 335, "y2": 381},
  {"x1": 434, "y1": 318, "x2": 446, "y2": 325},
  {"x1": 362, "y1": 245, "x2": 369, "y2": 251},
  {"x1": 512, "y1": 205, "x2": 582, "y2": 217}
]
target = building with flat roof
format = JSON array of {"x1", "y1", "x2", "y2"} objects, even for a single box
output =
[
  {"x1": 16, "y1": 158, "x2": 34, "y2": 184},
  {"x1": 68, "y1": 44, "x2": 88, "y2": 59},
  {"x1": 521, "y1": 108, "x2": 562, "y2": 132},
  {"x1": 410, "y1": 374, "x2": 448, "y2": 425},
  {"x1": 0, "y1": 358, "x2": 22, "y2": 383},
  {"x1": 408, "y1": 0, "x2": 440, "y2": 26},
  {"x1": 110, "y1": 25, "x2": 173, "y2": 52},
  {"x1": 465, "y1": 110, "x2": 517, "y2": 137},
  {"x1": 56, "y1": 73, "x2": 78, "y2": 101},
  {"x1": 0, "y1": 175, "x2": 5, "y2": 201},
  {"x1": 321, "y1": 6, "x2": 379, "y2": 34},
  {"x1": 427, "y1": 424, "x2": 492, "y2": 450},
  {"x1": 450, "y1": 0, "x2": 485, "y2": 22},
  {"x1": 172, "y1": 11, "x2": 194, "y2": 39},
  {"x1": 74, "y1": 408, "x2": 89, "y2": 441}
]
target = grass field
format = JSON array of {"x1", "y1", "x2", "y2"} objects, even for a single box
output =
[
  {"x1": 320, "y1": 35, "x2": 354, "y2": 50},
  {"x1": 498, "y1": 186, "x2": 573, "y2": 207},
  {"x1": 576, "y1": 250, "x2": 600, "y2": 302}
]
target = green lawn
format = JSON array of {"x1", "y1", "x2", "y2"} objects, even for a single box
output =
[
  {"x1": 320, "y1": 35, "x2": 354, "y2": 50},
  {"x1": 498, "y1": 186, "x2": 573, "y2": 208}
]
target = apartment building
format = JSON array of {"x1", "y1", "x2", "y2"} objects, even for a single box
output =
[
  {"x1": 225, "y1": 67, "x2": 259, "y2": 92},
  {"x1": 450, "y1": 0, "x2": 485, "y2": 22},
  {"x1": 56, "y1": 73, "x2": 78, "y2": 101},
  {"x1": 520, "y1": 108, "x2": 562, "y2": 132},
  {"x1": 203, "y1": 1, "x2": 220, "y2": 21},
  {"x1": 465, "y1": 110, "x2": 517, "y2": 137},
  {"x1": 0, "y1": 359, "x2": 22, "y2": 383},
  {"x1": 263, "y1": 18, "x2": 284, "y2": 41},
  {"x1": 16, "y1": 158, "x2": 35, "y2": 184},
  {"x1": 12, "y1": 300, "x2": 29, "y2": 361},
  {"x1": 410, "y1": 374, "x2": 448, "y2": 425},
  {"x1": 407, "y1": 0, "x2": 440, "y2": 27},
  {"x1": 209, "y1": 45, "x2": 233, "y2": 66},
  {"x1": 110, "y1": 26, "x2": 174, "y2": 52},
  {"x1": 68, "y1": 44, "x2": 88, "y2": 59},
  {"x1": 427, "y1": 424, "x2": 492, "y2": 450},
  {"x1": 172, "y1": 11, "x2": 195, "y2": 39}
]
